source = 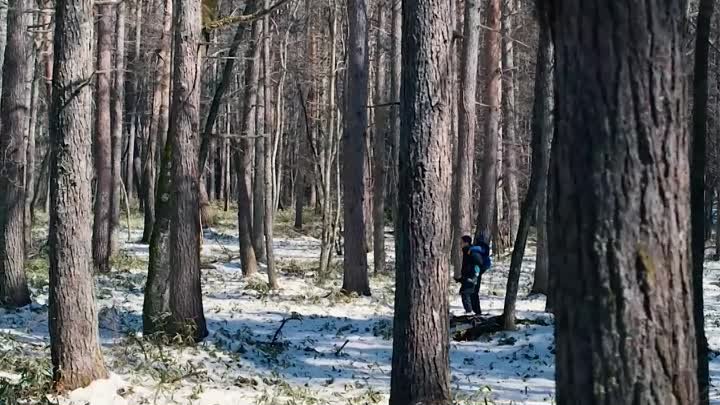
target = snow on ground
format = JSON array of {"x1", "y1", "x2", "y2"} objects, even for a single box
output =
[{"x1": 9, "y1": 219, "x2": 720, "y2": 404}]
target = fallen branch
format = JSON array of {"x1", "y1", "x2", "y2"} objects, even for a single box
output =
[
  {"x1": 271, "y1": 312, "x2": 303, "y2": 345},
  {"x1": 335, "y1": 339, "x2": 350, "y2": 357}
]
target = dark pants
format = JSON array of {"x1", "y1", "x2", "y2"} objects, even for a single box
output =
[{"x1": 460, "y1": 276, "x2": 482, "y2": 314}]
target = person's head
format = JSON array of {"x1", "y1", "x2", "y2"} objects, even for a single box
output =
[{"x1": 461, "y1": 235, "x2": 472, "y2": 249}]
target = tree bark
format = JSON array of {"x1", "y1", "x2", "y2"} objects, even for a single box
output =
[
  {"x1": 473, "y1": 0, "x2": 501, "y2": 245},
  {"x1": 93, "y1": 3, "x2": 114, "y2": 273},
  {"x1": 125, "y1": 0, "x2": 143, "y2": 204},
  {"x1": 0, "y1": 0, "x2": 6, "y2": 92},
  {"x1": 109, "y1": 2, "x2": 126, "y2": 256},
  {"x1": 529, "y1": 5, "x2": 554, "y2": 297},
  {"x1": 168, "y1": 0, "x2": 208, "y2": 341},
  {"x1": 49, "y1": 0, "x2": 108, "y2": 386},
  {"x1": 500, "y1": 2, "x2": 553, "y2": 330},
  {"x1": 549, "y1": 1, "x2": 698, "y2": 403},
  {"x1": 0, "y1": 0, "x2": 31, "y2": 307},
  {"x1": 25, "y1": 49, "x2": 39, "y2": 256},
  {"x1": 253, "y1": 27, "x2": 267, "y2": 261},
  {"x1": 389, "y1": 0, "x2": 452, "y2": 401},
  {"x1": 236, "y1": 8, "x2": 261, "y2": 277},
  {"x1": 501, "y1": 0, "x2": 519, "y2": 243},
  {"x1": 342, "y1": 0, "x2": 370, "y2": 296},
  {"x1": 142, "y1": 0, "x2": 173, "y2": 243},
  {"x1": 263, "y1": 3, "x2": 278, "y2": 289},
  {"x1": 372, "y1": 3, "x2": 387, "y2": 274},
  {"x1": 691, "y1": 0, "x2": 714, "y2": 402},
  {"x1": 389, "y1": 0, "x2": 400, "y2": 225},
  {"x1": 451, "y1": 0, "x2": 481, "y2": 279}
]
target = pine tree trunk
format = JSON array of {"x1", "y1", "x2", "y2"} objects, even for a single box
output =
[
  {"x1": 342, "y1": 0, "x2": 370, "y2": 296},
  {"x1": 109, "y1": 2, "x2": 126, "y2": 256},
  {"x1": 25, "y1": 52, "x2": 39, "y2": 256},
  {"x1": 501, "y1": 0, "x2": 519, "y2": 243},
  {"x1": 691, "y1": 0, "x2": 714, "y2": 402},
  {"x1": 529, "y1": 6, "x2": 554, "y2": 296},
  {"x1": 0, "y1": 0, "x2": 6, "y2": 93},
  {"x1": 549, "y1": 1, "x2": 698, "y2": 403},
  {"x1": 168, "y1": 0, "x2": 207, "y2": 341},
  {"x1": 451, "y1": 0, "x2": 481, "y2": 279},
  {"x1": 253, "y1": 36, "x2": 267, "y2": 262},
  {"x1": 389, "y1": 0, "x2": 400, "y2": 224},
  {"x1": 49, "y1": 0, "x2": 108, "y2": 386},
  {"x1": 389, "y1": 0, "x2": 452, "y2": 401},
  {"x1": 473, "y1": 0, "x2": 502, "y2": 245},
  {"x1": 0, "y1": 0, "x2": 31, "y2": 307},
  {"x1": 125, "y1": 0, "x2": 142, "y2": 204},
  {"x1": 142, "y1": 0, "x2": 173, "y2": 243},
  {"x1": 500, "y1": 2, "x2": 553, "y2": 330},
  {"x1": 237, "y1": 8, "x2": 261, "y2": 277},
  {"x1": 372, "y1": 3, "x2": 387, "y2": 274},
  {"x1": 263, "y1": 4, "x2": 278, "y2": 288},
  {"x1": 93, "y1": 4, "x2": 114, "y2": 273}
]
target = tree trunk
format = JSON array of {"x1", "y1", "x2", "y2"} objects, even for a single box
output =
[
  {"x1": 109, "y1": 2, "x2": 126, "y2": 256},
  {"x1": 168, "y1": 0, "x2": 207, "y2": 341},
  {"x1": 372, "y1": 3, "x2": 387, "y2": 274},
  {"x1": 0, "y1": 0, "x2": 6, "y2": 92},
  {"x1": 389, "y1": 0, "x2": 400, "y2": 225},
  {"x1": 253, "y1": 32, "x2": 267, "y2": 261},
  {"x1": 529, "y1": 5, "x2": 553, "y2": 297},
  {"x1": 501, "y1": 0, "x2": 519, "y2": 243},
  {"x1": 236, "y1": 8, "x2": 261, "y2": 277},
  {"x1": 549, "y1": 1, "x2": 698, "y2": 403},
  {"x1": 342, "y1": 0, "x2": 370, "y2": 296},
  {"x1": 263, "y1": 3, "x2": 278, "y2": 289},
  {"x1": 0, "y1": 0, "x2": 31, "y2": 307},
  {"x1": 691, "y1": 0, "x2": 714, "y2": 402},
  {"x1": 142, "y1": 0, "x2": 173, "y2": 243},
  {"x1": 125, "y1": 0, "x2": 143, "y2": 204},
  {"x1": 49, "y1": 0, "x2": 108, "y2": 386},
  {"x1": 451, "y1": 0, "x2": 481, "y2": 279},
  {"x1": 473, "y1": 0, "x2": 501, "y2": 245},
  {"x1": 389, "y1": 0, "x2": 452, "y2": 401},
  {"x1": 500, "y1": 2, "x2": 553, "y2": 330},
  {"x1": 25, "y1": 51, "x2": 39, "y2": 256},
  {"x1": 93, "y1": 4, "x2": 114, "y2": 273}
]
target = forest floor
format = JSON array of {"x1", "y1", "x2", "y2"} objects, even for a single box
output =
[{"x1": 1, "y1": 206, "x2": 719, "y2": 404}]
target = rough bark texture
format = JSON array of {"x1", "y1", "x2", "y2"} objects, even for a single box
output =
[
  {"x1": 474, "y1": 0, "x2": 501, "y2": 245},
  {"x1": 451, "y1": 0, "x2": 481, "y2": 278},
  {"x1": 109, "y1": 2, "x2": 126, "y2": 256},
  {"x1": 49, "y1": 0, "x2": 108, "y2": 387},
  {"x1": 501, "y1": 0, "x2": 519, "y2": 243},
  {"x1": 691, "y1": 0, "x2": 714, "y2": 402},
  {"x1": 0, "y1": 0, "x2": 31, "y2": 307},
  {"x1": 142, "y1": 140, "x2": 172, "y2": 336},
  {"x1": 372, "y1": 3, "x2": 387, "y2": 274},
  {"x1": 389, "y1": 0, "x2": 452, "y2": 402},
  {"x1": 549, "y1": 1, "x2": 698, "y2": 403},
  {"x1": 168, "y1": 0, "x2": 208, "y2": 341},
  {"x1": 500, "y1": 2, "x2": 553, "y2": 331},
  {"x1": 93, "y1": 4, "x2": 114, "y2": 273},
  {"x1": 142, "y1": 0, "x2": 173, "y2": 243},
  {"x1": 342, "y1": 0, "x2": 370, "y2": 296},
  {"x1": 237, "y1": 8, "x2": 260, "y2": 277},
  {"x1": 529, "y1": 15, "x2": 554, "y2": 296}
]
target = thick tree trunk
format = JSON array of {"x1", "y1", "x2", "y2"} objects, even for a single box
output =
[
  {"x1": 691, "y1": 0, "x2": 714, "y2": 402},
  {"x1": 93, "y1": 4, "x2": 114, "y2": 273},
  {"x1": 109, "y1": 2, "x2": 126, "y2": 256},
  {"x1": 342, "y1": 0, "x2": 370, "y2": 296},
  {"x1": 0, "y1": 0, "x2": 31, "y2": 307},
  {"x1": 141, "y1": 0, "x2": 172, "y2": 243},
  {"x1": 236, "y1": 10, "x2": 261, "y2": 277},
  {"x1": 500, "y1": 2, "x2": 553, "y2": 330},
  {"x1": 49, "y1": 0, "x2": 108, "y2": 386},
  {"x1": 451, "y1": 0, "x2": 481, "y2": 279},
  {"x1": 501, "y1": 0, "x2": 519, "y2": 243},
  {"x1": 389, "y1": 0, "x2": 452, "y2": 402},
  {"x1": 168, "y1": 0, "x2": 207, "y2": 341},
  {"x1": 372, "y1": 3, "x2": 387, "y2": 274},
  {"x1": 473, "y1": 0, "x2": 501, "y2": 245},
  {"x1": 529, "y1": 5, "x2": 554, "y2": 297},
  {"x1": 549, "y1": 1, "x2": 698, "y2": 403}
]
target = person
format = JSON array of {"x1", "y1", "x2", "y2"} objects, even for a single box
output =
[{"x1": 456, "y1": 235, "x2": 486, "y2": 315}]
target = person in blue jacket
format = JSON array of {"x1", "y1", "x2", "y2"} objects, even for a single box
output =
[{"x1": 455, "y1": 235, "x2": 488, "y2": 315}]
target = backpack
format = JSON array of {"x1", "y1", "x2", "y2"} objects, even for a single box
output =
[{"x1": 470, "y1": 243, "x2": 492, "y2": 271}]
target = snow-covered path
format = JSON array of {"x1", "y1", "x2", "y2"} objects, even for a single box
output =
[{"x1": 3, "y1": 223, "x2": 720, "y2": 404}]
